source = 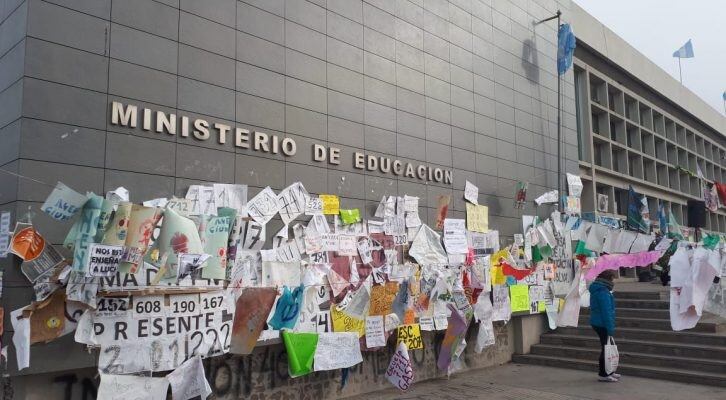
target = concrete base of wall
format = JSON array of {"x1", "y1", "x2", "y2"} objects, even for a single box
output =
[
  {"x1": 2, "y1": 319, "x2": 523, "y2": 399},
  {"x1": 512, "y1": 313, "x2": 548, "y2": 355}
]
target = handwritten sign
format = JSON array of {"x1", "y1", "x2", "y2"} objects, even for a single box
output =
[
  {"x1": 369, "y1": 282, "x2": 399, "y2": 316},
  {"x1": 385, "y1": 342, "x2": 414, "y2": 391},
  {"x1": 320, "y1": 194, "x2": 340, "y2": 215},
  {"x1": 338, "y1": 235, "x2": 357, "y2": 256},
  {"x1": 41, "y1": 182, "x2": 88, "y2": 221},
  {"x1": 313, "y1": 332, "x2": 363, "y2": 371},
  {"x1": 277, "y1": 182, "x2": 309, "y2": 225},
  {"x1": 466, "y1": 203, "x2": 489, "y2": 233},
  {"x1": 86, "y1": 244, "x2": 123, "y2": 277},
  {"x1": 509, "y1": 284, "x2": 530, "y2": 313},
  {"x1": 331, "y1": 305, "x2": 365, "y2": 337},
  {"x1": 247, "y1": 187, "x2": 281, "y2": 225},
  {"x1": 365, "y1": 315, "x2": 386, "y2": 348},
  {"x1": 396, "y1": 323, "x2": 423, "y2": 350},
  {"x1": 464, "y1": 180, "x2": 479, "y2": 204}
]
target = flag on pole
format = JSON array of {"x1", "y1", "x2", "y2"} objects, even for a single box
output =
[
  {"x1": 627, "y1": 186, "x2": 649, "y2": 233},
  {"x1": 668, "y1": 212, "x2": 684, "y2": 240},
  {"x1": 672, "y1": 39, "x2": 694, "y2": 58},
  {"x1": 657, "y1": 201, "x2": 668, "y2": 235},
  {"x1": 557, "y1": 23, "x2": 576, "y2": 75}
]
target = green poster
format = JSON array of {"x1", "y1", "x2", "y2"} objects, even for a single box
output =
[{"x1": 339, "y1": 209, "x2": 361, "y2": 225}]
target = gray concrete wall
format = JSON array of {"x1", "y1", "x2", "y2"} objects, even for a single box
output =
[
  {"x1": 0, "y1": 0, "x2": 576, "y2": 394},
  {"x1": 2, "y1": 324, "x2": 514, "y2": 399}
]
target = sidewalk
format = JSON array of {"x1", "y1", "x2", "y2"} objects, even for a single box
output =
[{"x1": 352, "y1": 363, "x2": 726, "y2": 400}]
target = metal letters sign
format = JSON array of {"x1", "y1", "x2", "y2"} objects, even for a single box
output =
[{"x1": 110, "y1": 101, "x2": 453, "y2": 185}]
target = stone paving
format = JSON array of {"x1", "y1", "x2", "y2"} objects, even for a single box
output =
[{"x1": 351, "y1": 363, "x2": 726, "y2": 400}]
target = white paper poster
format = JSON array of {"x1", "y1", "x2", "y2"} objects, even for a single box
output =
[
  {"x1": 185, "y1": 185, "x2": 216, "y2": 216},
  {"x1": 41, "y1": 182, "x2": 87, "y2": 221},
  {"x1": 277, "y1": 182, "x2": 309, "y2": 225},
  {"x1": 464, "y1": 180, "x2": 479, "y2": 204},
  {"x1": 167, "y1": 356, "x2": 212, "y2": 400},
  {"x1": 338, "y1": 235, "x2": 357, "y2": 256},
  {"x1": 85, "y1": 244, "x2": 123, "y2": 277},
  {"x1": 97, "y1": 374, "x2": 169, "y2": 400},
  {"x1": 213, "y1": 183, "x2": 247, "y2": 211},
  {"x1": 385, "y1": 342, "x2": 414, "y2": 391},
  {"x1": 10, "y1": 308, "x2": 30, "y2": 370},
  {"x1": 365, "y1": 315, "x2": 386, "y2": 348},
  {"x1": 246, "y1": 187, "x2": 281, "y2": 225},
  {"x1": 443, "y1": 219, "x2": 468, "y2": 254},
  {"x1": 492, "y1": 285, "x2": 511, "y2": 322},
  {"x1": 409, "y1": 225, "x2": 448, "y2": 265},
  {"x1": 567, "y1": 173, "x2": 583, "y2": 197},
  {"x1": 313, "y1": 332, "x2": 363, "y2": 371}
]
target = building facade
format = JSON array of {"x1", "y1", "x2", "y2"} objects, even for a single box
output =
[
  {"x1": 571, "y1": 3, "x2": 726, "y2": 235},
  {"x1": 0, "y1": 0, "x2": 575, "y2": 398}
]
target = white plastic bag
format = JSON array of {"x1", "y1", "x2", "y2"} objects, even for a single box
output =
[{"x1": 604, "y1": 336, "x2": 619, "y2": 374}]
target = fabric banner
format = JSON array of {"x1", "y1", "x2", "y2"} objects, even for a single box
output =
[{"x1": 585, "y1": 250, "x2": 663, "y2": 280}]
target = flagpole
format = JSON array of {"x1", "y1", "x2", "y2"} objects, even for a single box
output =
[
  {"x1": 678, "y1": 57, "x2": 682, "y2": 84},
  {"x1": 534, "y1": 10, "x2": 563, "y2": 212}
]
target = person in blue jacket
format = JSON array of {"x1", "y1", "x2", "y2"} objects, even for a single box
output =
[{"x1": 589, "y1": 270, "x2": 620, "y2": 382}]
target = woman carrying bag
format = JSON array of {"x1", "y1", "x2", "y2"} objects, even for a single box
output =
[{"x1": 589, "y1": 270, "x2": 620, "y2": 382}]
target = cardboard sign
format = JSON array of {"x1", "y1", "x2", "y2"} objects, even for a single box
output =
[
  {"x1": 396, "y1": 323, "x2": 423, "y2": 350},
  {"x1": 86, "y1": 244, "x2": 123, "y2": 277},
  {"x1": 230, "y1": 287, "x2": 277, "y2": 354},
  {"x1": 28, "y1": 291, "x2": 66, "y2": 344}
]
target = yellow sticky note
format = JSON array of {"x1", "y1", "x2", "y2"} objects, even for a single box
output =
[
  {"x1": 331, "y1": 305, "x2": 365, "y2": 337},
  {"x1": 397, "y1": 323, "x2": 423, "y2": 350},
  {"x1": 320, "y1": 194, "x2": 340, "y2": 215},
  {"x1": 509, "y1": 284, "x2": 530, "y2": 313},
  {"x1": 465, "y1": 203, "x2": 489, "y2": 233},
  {"x1": 537, "y1": 301, "x2": 546, "y2": 313}
]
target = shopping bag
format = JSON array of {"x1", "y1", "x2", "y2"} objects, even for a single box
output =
[{"x1": 604, "y1": 336, "x2": 619, "y2": 374}]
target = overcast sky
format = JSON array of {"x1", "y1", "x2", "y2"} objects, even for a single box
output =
[{"x1": 573, "y1": 0, "x2": 726, "y2": 116}]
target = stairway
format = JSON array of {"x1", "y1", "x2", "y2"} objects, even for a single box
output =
[{"x1": 512, "y1": 289, "x2": 726, "y2": 386}]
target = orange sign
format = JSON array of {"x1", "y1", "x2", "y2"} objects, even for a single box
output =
[{"x1": 10, "y1": 224, "x2": 45, "y2": 261}]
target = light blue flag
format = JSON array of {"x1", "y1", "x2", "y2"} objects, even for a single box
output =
[
  {"x1": 557, "y1": 23, "x2": 576, "y2": 75},
  {"x1": 672, "y1": 39, "x2": 694, "y2": 58}
]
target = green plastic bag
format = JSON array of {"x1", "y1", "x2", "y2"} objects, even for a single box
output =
[{"x1": 281, "y1": 330, "x2": 319, "y2": 377}]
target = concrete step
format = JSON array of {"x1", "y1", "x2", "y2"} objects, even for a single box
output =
[
  {"x1": 576, "y1": 315, "x2": 725, "y2": 333},
  {"x1": 541, "y1": 334, "x2": 726, "y2": 360},
  {"x1": 581, "y1": 307, "x2": 670, "y2": 319},
  {"x1": 613, "y1": 291, "x2": 665, "y2": 300},
  {"x1": 511, "y1": 354, "x2": 726, "y2": 387},
  {"x1": 555, "y1": 326, "x2": 726, "y2": 346},
  {"x1": 529, "y1": 343, "x2": 726, "y2": 374},
  {"x1": 615, "y1": 298, "x2": 669, "y2": 310}
]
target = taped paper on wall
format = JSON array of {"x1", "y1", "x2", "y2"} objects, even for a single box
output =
[
  {"x1": 167, "y1": 355, "x2": 212, "y2": 400},
  {"x1": 97, "y1": 374, "x2": 169, "y2": 400},
  {"x1": 313, "y1": 332, "x2": 363, "y2": 371},
  {"x1": 247, "y1": 187, "x2": 281, "y2": 225}
]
